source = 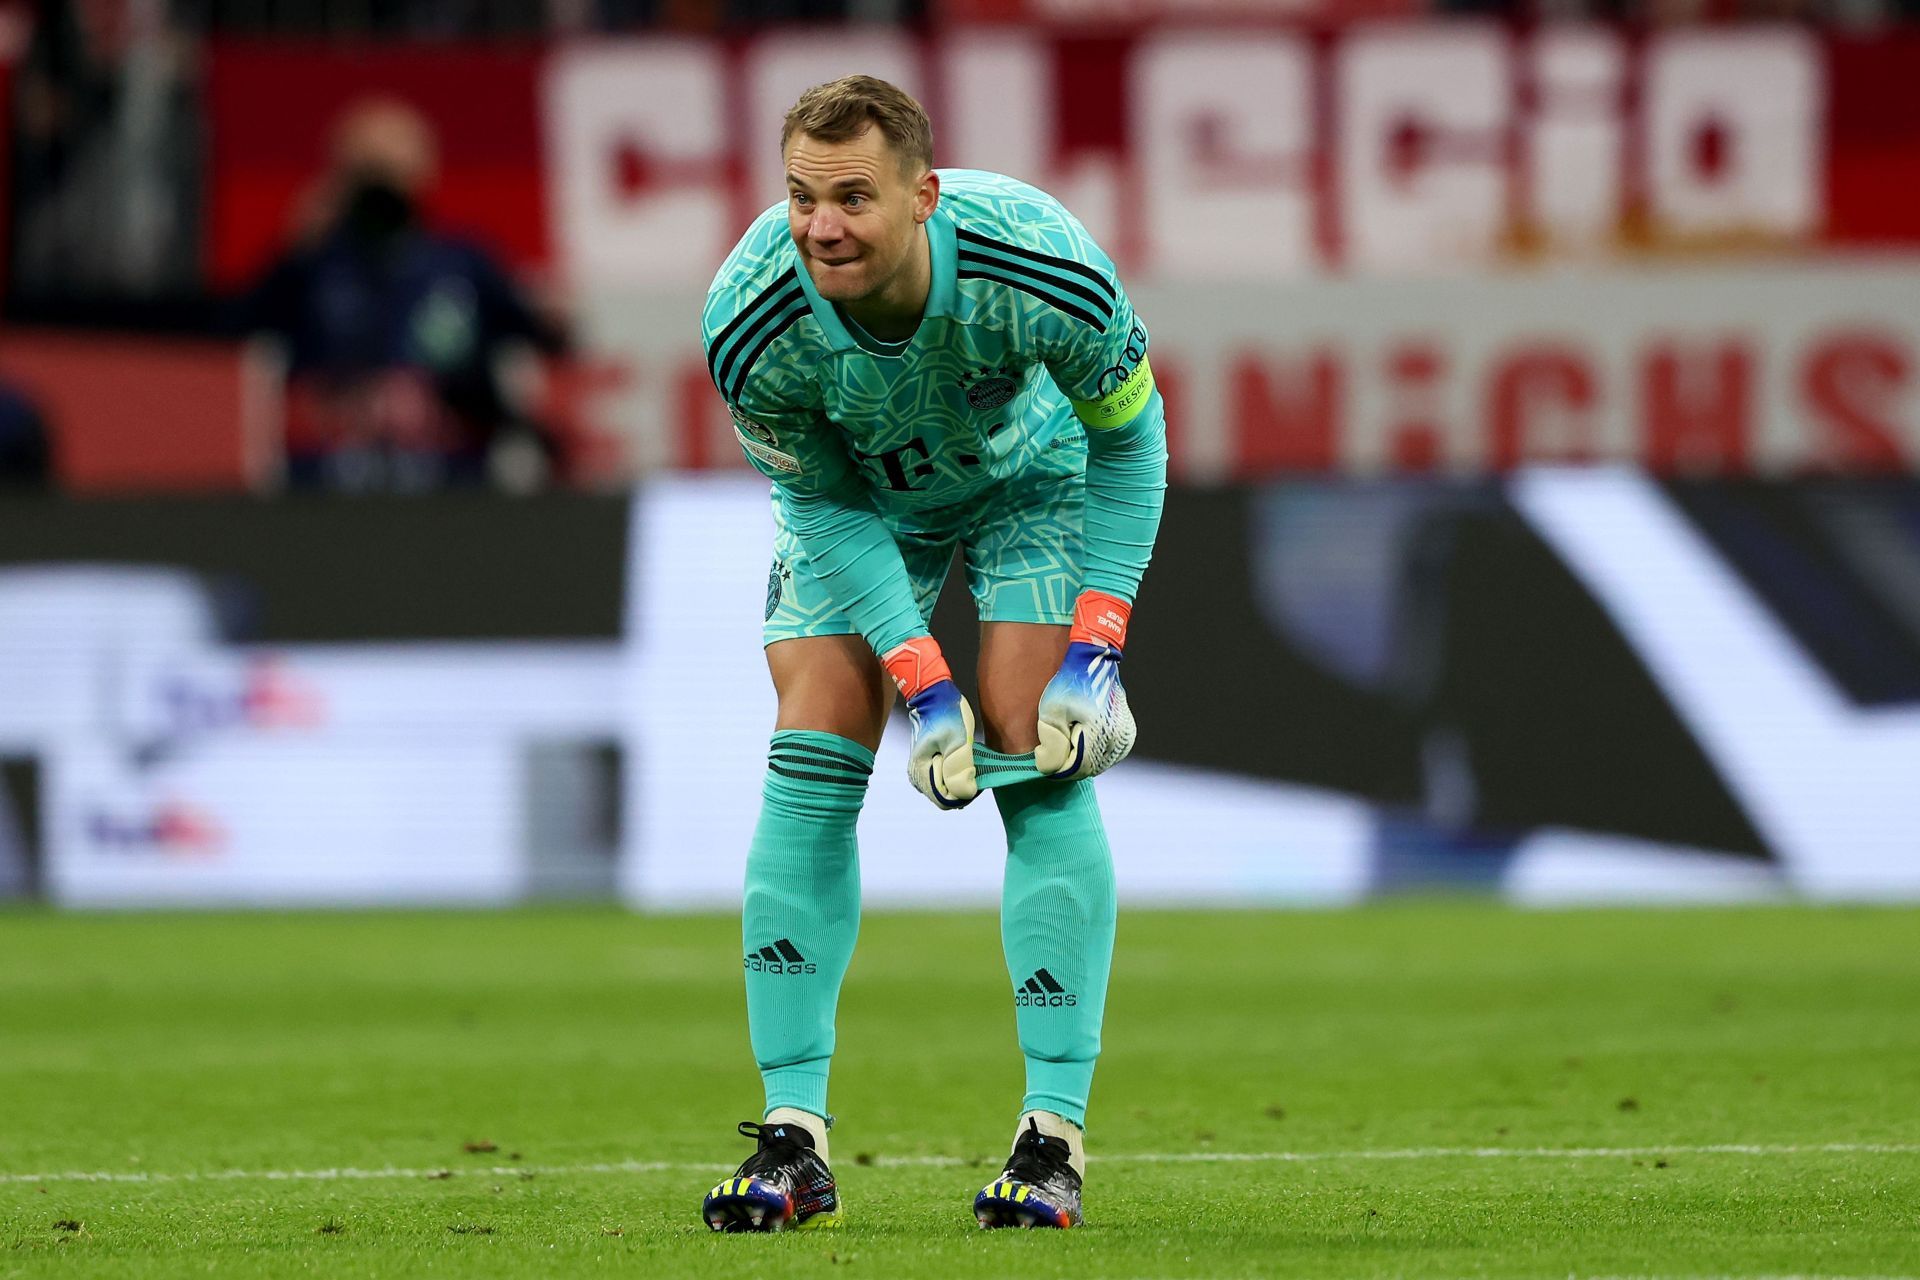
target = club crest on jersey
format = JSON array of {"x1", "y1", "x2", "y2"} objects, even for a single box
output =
[
  {"x1": 765, "y1": 559, "x2": 790, "y2": 621},
  {"x1": 959, "y1": 365, "x2": 1018, "y2": 411}
]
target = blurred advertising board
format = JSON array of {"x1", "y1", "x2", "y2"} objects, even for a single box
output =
[
  {"x1": 621, "y1": 473, "x2": 1920, "y2": 909},
  {"x1": 4, "y1": 480, "x2": 1919, "y2": 907},
  {"x1": 580, "y1": 262, "x2": 1920, "y2": 478},
  {"x1": 0, "y1": 499, "x2": 628, "y2": 906},
  {"x1": 41, "y1": 642, "x2": 620, "y2": 907}
]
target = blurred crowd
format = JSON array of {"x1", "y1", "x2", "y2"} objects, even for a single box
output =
[{"x1": 1, "y1": 0, "x2": 1914, "y2": 494}]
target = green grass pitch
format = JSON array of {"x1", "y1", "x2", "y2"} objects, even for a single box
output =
[{"x1": 3, "y1": 902, "x2": 1917, "y2": 1278}]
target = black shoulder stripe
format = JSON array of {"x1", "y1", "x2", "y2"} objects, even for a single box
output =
[
  {"x1": 957, "y1": 251, "x2": 1115, "y2": 329},
  {"x1": 706, "y1": 267, "x2": 801, "y2": 388},
  {"x1": 723, "y1": 298, "x2": 810, "y2": 401},
  {"x1": 957, "y1": 264, "x2": 1108, "y2": 332},
  {"x1": 955, "y1": 226, "x2": 1118, "y2": 304},
  {"x1": 708, "y1": 285, "x2": 803, "y2": 392}
]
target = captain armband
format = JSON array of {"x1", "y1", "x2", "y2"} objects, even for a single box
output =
[{"x1": 1070, "y1": 357, "x2": 1155, "y2": 432}]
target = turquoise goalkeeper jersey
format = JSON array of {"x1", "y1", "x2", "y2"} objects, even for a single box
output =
[{"x1": 702, "y1": 168, "x2": 1166, "y2": 656}]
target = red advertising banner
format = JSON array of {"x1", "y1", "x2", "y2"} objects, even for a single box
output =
[{"x1": 201, "y1": 27, "x2": 1920, "y2": 296}]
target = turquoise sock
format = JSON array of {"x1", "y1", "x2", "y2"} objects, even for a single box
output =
[
  {"x1": 994, "y1": 778, "x2": 1117, "y2": 1128},
  {"x1": 743, "y1": 730, "x2": 872, "y2": 1123}
]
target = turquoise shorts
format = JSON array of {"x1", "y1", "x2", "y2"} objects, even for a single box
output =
[{"x1": 762, "y1": 456, "x2": 1085, "y2": 645}]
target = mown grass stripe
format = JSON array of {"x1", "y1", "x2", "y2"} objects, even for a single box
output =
[{"x1": 8, "y1": 1142, "x2": 1916, "y2": 1186}]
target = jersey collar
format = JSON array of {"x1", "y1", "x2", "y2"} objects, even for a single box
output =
[{"x1": 793, "y1": 203, "x2": 957, "y2": 355}]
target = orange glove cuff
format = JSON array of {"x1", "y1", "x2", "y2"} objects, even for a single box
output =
[
  {"x1": 880, "y1": 635, "x2": 952, "y2": 699},
  {"x1": 1069, "y1": 591, "x2": 1132, "y2": 650}
]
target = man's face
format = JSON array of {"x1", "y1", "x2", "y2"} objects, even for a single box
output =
[{"x1": 784, "y1": 127, "x2": 933, "y2": 304}]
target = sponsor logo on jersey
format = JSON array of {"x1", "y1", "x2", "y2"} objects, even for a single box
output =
[
  {"x1": 1094, "y1": 325, "x2": 1150, "y2": 399},
  {"x1": 1074, "y1": 354, "x2": 1155, "y2": 431},
  {"x1": 959, "y1": 365, "x2": 1019, "y2": 411},
  {"x1": 733, "y1": 410, "x2": 803, "y2": 473},
  {"x1": 731, "y1": 408, "x2": 780, "y2": 447}
]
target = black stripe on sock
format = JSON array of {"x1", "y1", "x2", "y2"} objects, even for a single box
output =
[
  {"x1": 769, "y1": 762, "x2": 872, "y2": 786},
  {"x1": 760, "y1": 946, "x2": 781, "y2": 962},
  {"x1": 774, "y1": 741, "x2": 875, "y2": 774},
  {"x1": 768, "y1": 750, "x2": 871, "y2": 779},
  {"x1": 1036, "y1": 969, "x2": 1065, "y2": 993},
  {"x1": 775, "y1": 939, "x2": 805, "y2": 963},
  {"x1": 1024, "y1": 978, "x2": 1043, "y2": 994}
]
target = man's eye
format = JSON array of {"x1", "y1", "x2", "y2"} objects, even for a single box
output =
[
  {"x1": 791, "y1": 193, "x2": 811, "y2": 207},
  {"x1": 845, "y1": 195, "x2": 865, "y2": 209}
]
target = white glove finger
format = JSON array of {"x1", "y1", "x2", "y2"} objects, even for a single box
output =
[
  {"x1": 1034, "y1": 719, "x2": 1085, "y2": 779},
  {"x1": 938, "y1": 739, "x2": 979, "y2": 805}
]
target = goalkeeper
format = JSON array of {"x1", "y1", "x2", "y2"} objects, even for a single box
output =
[{"x1": 698, "y1": 74, "x2": 1166, "y2": 1233}]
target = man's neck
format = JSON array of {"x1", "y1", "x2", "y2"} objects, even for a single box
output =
[{"x1": 840, "y1": 223, "x2": 931, "y2": 344}]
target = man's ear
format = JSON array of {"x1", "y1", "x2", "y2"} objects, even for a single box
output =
[{"x1": 914, "y1": 169, "x2": 940, "y2": 224}]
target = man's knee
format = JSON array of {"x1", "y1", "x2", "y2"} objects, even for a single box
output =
[
  {"x1": 768, "y1": 635, "x2": 892, "y2": 750},
  {"x1": 977, "y1": 622, "x2": 1069, "y2": 754}
]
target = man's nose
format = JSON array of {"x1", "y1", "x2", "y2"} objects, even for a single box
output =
[{"x1": 808, "y1": 207, "x2": 844, "y2": 242}]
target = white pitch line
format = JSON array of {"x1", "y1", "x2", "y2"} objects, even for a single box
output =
[{"x1": 3, "y1": 1142, "x2": 1917, "y2": 1187}]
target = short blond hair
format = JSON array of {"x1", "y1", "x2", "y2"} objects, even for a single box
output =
[{"x1": 781, "y1": 75, "x2": 933, "y2": 176}]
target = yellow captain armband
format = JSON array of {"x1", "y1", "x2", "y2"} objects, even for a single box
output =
[{"x1": 1071, "y1": 356, "x2": 1156, "y2": 431}]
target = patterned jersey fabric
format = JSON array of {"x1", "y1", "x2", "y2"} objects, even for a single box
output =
[{"x1": 702, "y1": 170, "x2": 1156, "y2": 516}]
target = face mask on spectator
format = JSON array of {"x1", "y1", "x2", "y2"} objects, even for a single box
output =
[{"x1": 340, "y1": 176, "x2": 417, "y2": 243}]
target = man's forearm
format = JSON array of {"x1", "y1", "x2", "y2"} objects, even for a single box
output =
[
  {"x1": 1079, "y1": 390, "x2": 1169, "y2": 602},
  {"x1": 782, "y1": 485, "x2": 929, "y2": 657}
]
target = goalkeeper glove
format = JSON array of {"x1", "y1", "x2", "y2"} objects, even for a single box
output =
[
  {"x1": 881, "y1": 635, "x2": 978, "y2": 810},
  {"x1": 1034, "y1": 590, "x2": 1137, "y2": 781}
]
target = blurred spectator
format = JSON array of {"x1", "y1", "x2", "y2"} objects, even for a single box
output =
[
  {"x1": 0, "y1": 379, "x2": 53, "y2": 491},
  {"x1": 238, "y1": 98, "x2": 569, "y2": 493},
  {"x1": 9, "y1": 0, "x2": 204, "y2": 316}
]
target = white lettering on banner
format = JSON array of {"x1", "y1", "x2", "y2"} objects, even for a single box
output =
[
  {"x1": 943, "y1": 33, "x2": 1052, "y2": 187},
  {"x1": 544, "y1": 45, "x2": 729, "y2": 289},
  {"x1": 1644, "y1": 30, "x2": 1821, "y2": 239},
  {"x1": 1135, "y1": 34, "x2": 1314, "y2": 278},
  {"x1": 543, "y1": 31, "x2": 1829, "y2": 283},
  {"x1": 1339, "y1": 26, "x2": 1510, "y2": 274},
  {"x1": 942, "y1": 34, "x2": 1122, "y2": 250},
  {"x1": 1527, "y1": 28, "x2": 1626, "y2": 255},
  {"x1": 586, "y1": 265, "x2": 1920, "y2": 477}
]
